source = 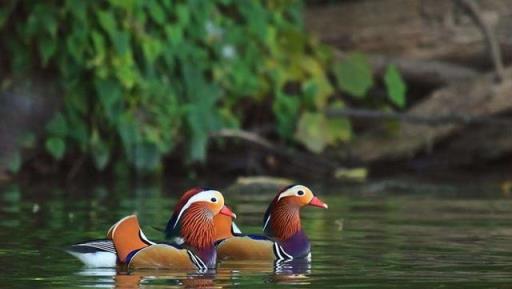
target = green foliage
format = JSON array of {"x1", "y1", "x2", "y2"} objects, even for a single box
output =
[
  {"x1": 384, "y1": 64, "x2": 407, "y2": 108},
  {"x1": 7, "y1": 151, "x2": 22, "y2": 173},
  {"x1": 45, "y1": 137, "x2": 66, "y2": 160},
  {"x1": 0, "y1": 0, "x2": 360, "y2": 170},
  {"x1": 333, "y1": 52, "x2": 373, "y2": 98},
  {"x1": 333, "y1": 54, "x2": 408, "y2": 109}
]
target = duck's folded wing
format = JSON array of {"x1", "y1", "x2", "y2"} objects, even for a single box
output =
[
  {"x1": 108, "y1": 215, "x2": 154, "y2": 263},
  {"x1": 217, "y1": 236, "x2": 274, "y2": 260},
  {"x1": 128, "y1": 244, "x2": 198, "y2": 270},
  {"x1": 66, "y1": 239, "x2": 117, "y2": 267}
]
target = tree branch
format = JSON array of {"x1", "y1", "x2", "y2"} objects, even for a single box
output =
[
  {"x1": 209, "y1": 129, "x2": 342, "y2": 174},
  {"x1": 456, "y1": 0, "x2": 505, "y2": 80},
  {"x1": 325, "y1": 107, "x2": 512, "y2": 126}
]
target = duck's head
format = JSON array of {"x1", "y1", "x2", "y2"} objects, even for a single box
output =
[
  {"x1": 263, "y1": 184, "x2": 327, "y2": 240},
  {"x1": 272, "y1": 184, "x2": 328, "y2": 209},
  {"x1": 165, "y1": 187, "x2": 236, "y2": 248}
]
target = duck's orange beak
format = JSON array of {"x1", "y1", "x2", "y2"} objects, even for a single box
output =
[
  {"x1": 220, "y1": 205, "x2": 237, "y2": 219},
  {"x1": 309, "y1": 196, "x2": 328, "y2": 209}
]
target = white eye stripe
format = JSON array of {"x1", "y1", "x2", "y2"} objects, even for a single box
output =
[
  {"x1": 172, "y1": 190, "x2": 223, "y2": 229},
  {"x1": 277, "y1": 185, "x2": 309, "y2": 201}
]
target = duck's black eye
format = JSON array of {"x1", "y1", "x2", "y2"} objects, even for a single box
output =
[
  {"x1": 211, "y1": 197, "x2": 217, "y2": 202},
  {"x1": 297, "y1": 190, "x2": 304, "y2": 196}
]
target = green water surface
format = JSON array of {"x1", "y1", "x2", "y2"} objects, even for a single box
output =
[{"x1": 1, "y1": 179, "x2": 511, "y2": 289}]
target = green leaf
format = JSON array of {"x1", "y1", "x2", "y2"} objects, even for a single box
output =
[
  {"x1": 326, "y1": 101, "x2": 351, "y2": 144},
  {"x1": 0, "y1": 7, "x2": 9, "y2": 29},
  {"x1": 112, "y1": 53, "x2": 137, "y2": 88},
  {"x1": 302, "y1": 76, "x2": 333, "y2": 110},
  {"x1": 165, "y1": 25, "x2": 183, "y2": 46},
  {"x1": 97, "y1": 10, "x2": 117, "y2": 36},
  {"x1": 326, "y1": 117, "x2": 352, "y2": 144},
  {"x1": 294, "y1": 112, "x2": 327, "y2": 153},
  {"x1": 147, "y1": 1, "x2": 165, "y2": 25},
  {"x1": 45, "y1": 137, "x2": 66, "y2": 160},
  {"x1": 46, "y1": 113, "x2": 68, "y2": 136},
  {"x1": 91, "y1": 131, "x2": 110, "y2": 170},
  {"x1": 384, "y1": 64, "x2": 407, "y2": 108},
  {"x1": 119, "y1": 114, "x2": 138, "y2": 149},
  {"x1": 109, "y1": 0, "x2": 136, "y2": 10},
  {"x1": 176, "y1": 5, "x2": 190, "y2": 26},
  {"x1": 273, "y1": 92, "x2": 300, "y2": 138},
  {"x1": 295, "y1": 107, "x2": 351, "y2": 153},
  {"x1": 91, "y1": 30, "x2": 106, "y2": 63},
  {"x1": 95, "y1": 78, "x2": 123, "y2": 121},
  {"x1": 334, "y1": 52, "x2": 373, "y2": 98},
  {"x1": 7, "y1": 151, "x2": 22, "y2": 173},
  {"x1": 186, "y1": 106, "x2": 210, "y2": 162},
  {"x1": 111, "y1": 31, "x2": 130, "y2": 55},
  {"x1": 142, "y1": 38, "x2": 163, "y2": 63},
  {"x1": 40, "y1": 38, "x2": 56, "y2": 66}
]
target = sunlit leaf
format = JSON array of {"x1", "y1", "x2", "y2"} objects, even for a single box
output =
[
  {"x1": 97, "y1": 10, "x2": 117, "y2": 36},
  {"x1": 142, "y1": 38, "x2": 163, "y2": 63},
  {"x1": 295, "y1": 112, "x2": 327, "y2": 153},
  {"x1": 333, "y1": 52, "x2": 373, "y2": 98}
]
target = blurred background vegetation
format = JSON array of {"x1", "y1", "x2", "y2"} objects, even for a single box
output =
[{"x1": 0, "y1": 0, "x2": 511, "y2": 182}]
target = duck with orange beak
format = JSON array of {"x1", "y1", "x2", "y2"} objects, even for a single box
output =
[
  {"x1": 66, "y1": 188, "x2": 239, "y2": 268},
  {"x1": 215, "y1": 184, "x2": 328, "y2": 261},
  {"x1": 74, "y1": 188, "x2": 236, "y2": 270}
]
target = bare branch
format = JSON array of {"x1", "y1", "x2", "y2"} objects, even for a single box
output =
[
  {"x1": 325, "y1": 108, "x2": 512, "y2": 126},
  {"x1": 456, "y1": 0, "x2": 505, "y2": 80},
  {"x1": 209, "y1": 129, "x2": 275, "y2": 150}
]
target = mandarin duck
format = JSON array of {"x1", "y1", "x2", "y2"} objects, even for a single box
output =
[
  {"x1": 68, "y1": 188, "x2": 235, "y2": 270},
  {"x1": 214, "y1": 184, "x2": 327, "y2": 261}
]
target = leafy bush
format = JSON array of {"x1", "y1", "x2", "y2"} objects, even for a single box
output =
[{"x1": 0, "y1": 1, "x2": 405, "y2": 172}]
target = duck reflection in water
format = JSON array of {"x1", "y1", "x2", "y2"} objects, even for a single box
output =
[
  {"x1": 76, "y1": 259, "x2": 311, "y2": 289},
  {"x1": 113, "y1": 270, "x2": 217, "y2": 289}
]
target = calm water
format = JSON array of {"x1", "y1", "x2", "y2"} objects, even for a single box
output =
[{"x1": 1, "y1": 178, "x2": 512, "y2": 289}]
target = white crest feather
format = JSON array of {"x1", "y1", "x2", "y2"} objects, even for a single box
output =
[{"x1": 172, "y1": 190, "x2": 222, "y2": 229}]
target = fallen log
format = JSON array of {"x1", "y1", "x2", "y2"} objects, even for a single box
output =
[
  {"x1": 411, "y1": 122, "x2": 512, "y2": 168},
  {"x1": 342, "y1": 67, "x2": 512, "y2": 163}
]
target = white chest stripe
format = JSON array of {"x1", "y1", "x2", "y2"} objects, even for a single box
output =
[
  {"x1": 187, "y1": 250, "x2": 207, "y2": 272},
  {"x1": 263, "y1": 214, "x2": 271, "y2": 231},
  {"x1": 273, "y1": 242, "x2": 293, "y2": 261}
]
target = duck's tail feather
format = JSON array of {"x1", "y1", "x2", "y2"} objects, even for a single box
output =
[{"x1": 66, "y1": 239, "x2": 117, "y2": 267}]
